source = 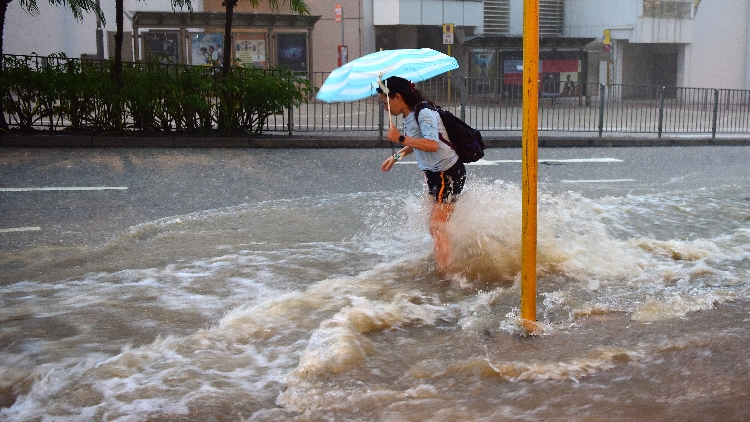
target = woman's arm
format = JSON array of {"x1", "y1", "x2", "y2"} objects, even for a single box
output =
[
  {"x1": 381, "y1": 144, "x2": 414, "y2": 172},
  {"x1": 400, "y1": 135, "x2": 438, "y2": 152},
  {"x1": 386, "y1": 121, "x2": 439, "y2": 153}
]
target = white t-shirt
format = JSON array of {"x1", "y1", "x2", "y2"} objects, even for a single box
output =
[{"x1": 403, "y1": 106, "x2": 458, "y2": 172}]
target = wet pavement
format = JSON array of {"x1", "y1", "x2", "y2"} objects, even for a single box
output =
[{"x1": 3, "y1": 145, "x2": 750, "y2": 258}]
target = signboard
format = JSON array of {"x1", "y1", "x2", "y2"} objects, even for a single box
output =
[
  {"x1": 143, "y1": 32, "x2": 180, "y2": 64},
  {"x1": 335, "y1": 4, "x2": 342, "y2": 22},
  {"x1": 277, "y1": 33, "x2": 307, "y2": 71},
  {"x1": 190, "y1": 32, "x2": 223, "y2": 66},
  {"x1": 603, "y1": 29, "x2": 611, "y2": 53},
  {"x1": 338, "y1": 45, "x2": 348, "y2": 67},
  {"x1": 234, "y1": 33, "x2": 266, "y2": 68},
  {"x1": 442, "y1": 23, "x2": 454, "y2": 45}
]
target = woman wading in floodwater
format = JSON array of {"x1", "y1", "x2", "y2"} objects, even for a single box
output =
[{"x1": 377, "y1": 76, "x2": 466, "y2": 273}]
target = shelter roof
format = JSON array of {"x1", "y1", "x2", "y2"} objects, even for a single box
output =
[
  {"x1": 130, "y1": 12, "x2": 321, "y2": 29},
  {"x1": 463, "y1": 36, "x2": 596, "y2": 49}
]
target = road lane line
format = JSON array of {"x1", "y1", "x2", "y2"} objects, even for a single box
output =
[
  {"x1": 396, "y1": 158, "x2": 624, "y2": 165},
  {"x1": 0, "y1": 227, "x2": 41, "y2": 233},
  {"x1": 475, "y1": 158, "x2": 624, "y2": 164},
  {"x1": 0, "y1": 187, "x2": 128, "y2": 192},
  {"x1": 561, "y1": 179, "x2": 636, "y2": 183}
]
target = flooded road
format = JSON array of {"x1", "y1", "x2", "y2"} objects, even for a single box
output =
[{"x1": 2, "y1": 146, "x2": 750, "y2": 420}]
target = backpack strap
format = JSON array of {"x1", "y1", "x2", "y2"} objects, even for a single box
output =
[
  {"x1": 413, "y1": 100, "x2": 429, "y2": 122},
  {"x1": 412, "y1": 101, "x2": 453, "y2": 149}
]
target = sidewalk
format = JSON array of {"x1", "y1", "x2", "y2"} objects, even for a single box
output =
[{"x1": 2, "y1": 131, "x2": 750, "y2": 148}]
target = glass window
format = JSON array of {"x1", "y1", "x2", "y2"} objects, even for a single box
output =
[{"x1": 643, "y1": 1, "x2": 692, "y2": 19}]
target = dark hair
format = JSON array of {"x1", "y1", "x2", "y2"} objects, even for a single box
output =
[{"x1": 376, "y1": 76, "x2": 432, "y2": 110}]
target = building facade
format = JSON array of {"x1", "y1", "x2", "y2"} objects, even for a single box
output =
[{"x1": 4, "y1": 0, "x2": 750, "y2": 91}]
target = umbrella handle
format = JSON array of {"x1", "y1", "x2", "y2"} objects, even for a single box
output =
[
  {"x1": 387, "y1": 96, "x2": 394, "y2": 128},
  {"x1": 378, "y1": 74, "x2": 395, "y2": 129}
]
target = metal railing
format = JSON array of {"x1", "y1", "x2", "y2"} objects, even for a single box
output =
[
  {"x1": 4, "y1": 55, "x2": 750, "y2": 138},
  {"x1": 270, "y1": 74, "x2": 750, "y2": 138}
]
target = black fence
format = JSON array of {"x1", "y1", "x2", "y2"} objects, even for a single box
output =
[{"x1": 4, "y1": 54, "x2": 750, "y2": 138}]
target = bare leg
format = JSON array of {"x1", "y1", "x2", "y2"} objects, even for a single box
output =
[{"x1": 430, "y1": 202, "x2": 455, "y2": 273}]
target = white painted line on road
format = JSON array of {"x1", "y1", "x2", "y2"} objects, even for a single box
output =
[
  {"x1": 541, "y1": 158, "x2": 623, "y2": 163},
  {"x1": 397, "y1": 158, "x2": 623, "y2": 165},
  {"x1": 0, "y1": 187, "x2": 128, "y2": 192},
  {"x1": 476, "y1": 158, "x2": 624, "y2": 164},
  {"x1": 467, "y1": 159, "x2": 499, "y2": 166},
  {"x1": 561, "y1": 179, "x2": 636, "y2": 183},
  {"x1": 0, "y1": 226, "x2": 41, "y2": 233}
]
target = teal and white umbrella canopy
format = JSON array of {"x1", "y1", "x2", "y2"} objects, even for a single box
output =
[{"x1": 316, "y1": 48, "x2": 459, "y2": 103}]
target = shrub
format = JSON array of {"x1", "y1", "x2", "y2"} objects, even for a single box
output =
[{"x1": 0, "y1": 54, "x2": 312, "y2": 135}]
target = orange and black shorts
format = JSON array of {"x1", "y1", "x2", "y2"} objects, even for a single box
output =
[{"x1": 423, "y1": 160, "x2": 466, "y2": 204}]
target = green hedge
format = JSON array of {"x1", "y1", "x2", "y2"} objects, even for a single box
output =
[{"x1": 0, "y1": 54, "x2": 313, "y2": 135}]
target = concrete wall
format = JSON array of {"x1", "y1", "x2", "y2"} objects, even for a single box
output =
[
  {"x1": 561, "y1": 0, "x2": 750, "y2": 90},
  {"x1": 563, "y1": 0, "x2": 639, "y2": 38},
  {"x1": 372, "y1": 0, "x2": 483, "y2": 31},
  {"x1": 507, "y1": 0, "x2": 640, "y2": 39},
  {"x1": 5, "y1": 0, "x2": 750, "y2": 90},
  {"x1": 686, "y1": 0, "x2": 749, "y2": 88}
]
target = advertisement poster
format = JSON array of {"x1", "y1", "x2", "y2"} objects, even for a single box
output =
[
  {"x1": 190, "y1": 33, "x2": 223, "y2": 66},
  {"x1": 234, "y1": 33, "x2": 267, "y2": 68},
  {"x1": 560, "y1": 72, "x2": 578, "y2": 96},
  {"x1": 142, "y1": 32, "x2": 180, "y2": 64},
  {"x1": 502, "y1": 59, "x2": 523, "y2": 85},
  {"x1": 470, "y1": 51, "x2": 495, "y2": 94},
  {"x1": 471, "y1": 51, "x2": 495, "y2": 78},
  {"x1": 276, "y1": 33, "x2": 307, "y2": 71},
  {"x1": 502, "y1": 59, "x2": 580, "y2": 96}
]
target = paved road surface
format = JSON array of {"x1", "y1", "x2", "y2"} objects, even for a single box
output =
[{"x1": 2, "y1": 146, "x2": 749, "y2": 256}]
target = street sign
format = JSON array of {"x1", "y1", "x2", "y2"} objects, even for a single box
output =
[
  {"x1": 335, "y1": 4, "x2": 342, "y2": 22},
  {"x1": 443, "y1": 23, "x2": 454, "y2": 45},
  {"x1": 603, "y1": 29, "x2": 611, "y2": 53},
  {"x1": 338, "y1": 45, "x2": 348, "y2": 67}
]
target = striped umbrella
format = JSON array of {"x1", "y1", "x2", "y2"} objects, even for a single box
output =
[{"x1": 316, "y1": 48, "x2": 459, "y2": 103}]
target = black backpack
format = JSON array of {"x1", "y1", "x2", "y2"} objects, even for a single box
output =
[{"x1": 414, "y1": 102, "x2": 485, "y2": 163}]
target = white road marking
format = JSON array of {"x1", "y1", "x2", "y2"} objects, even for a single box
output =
[
  {"x1": 0, "y1": 187, "x2": 128, "y2": 192},
  {"x1": 475, "y1": 158, "x2": 624, "y2": 164},
  {"x1": 467, "y1": 159, "x2": 500, "y2": 166},
  {"x1": 561, "y1": 179, "x2": 636, "y2": 183},
  {"x1": 396, "y1": 158, "x2": 623, "y2": 165},
  {"x1": 0, "y1": 226, "x2": 41, "y2": 233},
  {"x1": 541, "y1": 158, "x2": 624, "y2": 163}
]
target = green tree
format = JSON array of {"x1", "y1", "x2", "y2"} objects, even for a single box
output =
[
  {"x1": 221, "y1": 0, "x2": 310, "y2": 77},
  {"x1": 0, "y1": 0, "x2": 103, "y2": 129}
]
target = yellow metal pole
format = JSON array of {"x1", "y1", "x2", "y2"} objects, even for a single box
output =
[{"x1": 521, "y1": 0, "x2": 539, "y2": 330}]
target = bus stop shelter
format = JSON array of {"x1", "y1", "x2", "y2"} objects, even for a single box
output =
[{"x1": 130, "y1": 12, "x2": 321, "y2": 69}]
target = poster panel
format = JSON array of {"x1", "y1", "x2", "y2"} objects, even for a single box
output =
[
  {"x1": 470, "y1": 50, "x2": 496, "y2": 94},
  {"x1": 235, "y1": 33, "x2": 267, "y2": 68},
  {"x1": 502, "y1": 59, "x2": 523, "y2": 86},
  {"x1": 276, "y1": 33, "x2": 307, "y2": 71},
  {"x1": 471, "y1": 51, "x2": 496, "y2": 78},
  {"x1": 560, "y1": 72, "x2": 579, "y2": 96},
  {"x1": 190, "y1": 33, "x2": 224, "y2": 66},
  {"x1": 142, "y1": 32, "x2": 180, "y2": 64}
]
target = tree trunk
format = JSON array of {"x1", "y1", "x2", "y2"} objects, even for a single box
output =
[
  {"x1": 222, "y1": 0, "x2": 236, "y2": 78},
  {"x1": 0, "y1": 0, "x2": 10, "y2": 130},
  {"x1": 114, "y1": 0, "x2": 123, "y2": 81}
]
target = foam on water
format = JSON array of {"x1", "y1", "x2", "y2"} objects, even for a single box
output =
[{"x1": 3, "y1": 181, "x2": 750, "y2": 420}]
